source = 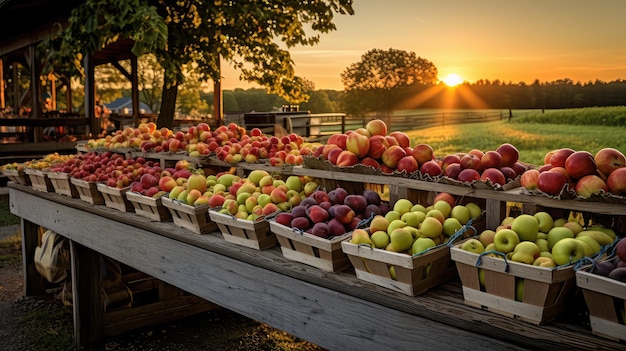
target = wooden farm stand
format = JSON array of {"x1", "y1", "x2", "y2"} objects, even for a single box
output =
[{"x1": 7, "y1": 155, "x2": 626, "y2": 350}]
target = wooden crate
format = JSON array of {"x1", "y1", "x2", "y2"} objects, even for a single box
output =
[
  {"x1": 208, "y1": 210, "x2": 277, "y2": 250},
  {"x1": 25, "y1": 168, "x2": 54, "y2": 192},
  {"x1": 341, "y1": 239, "x2": 459, "y2": 296},
  {"x1": 96, "y1": 183, "x2": 134, "y2": 212},
  {"x1": 46, "y1": 171, "x2": 79, "y2": 198},
  {"x1": 3, "y1": 168, "x2": 31, "y2": 186},
  {"x1": 269, "y1": 220, "x2": 352, "y2": 272},
  {"x1": 576, "y1": 263, "x2": 626, "y2": 341},
  {"x1": 450, "y1": 242, "x2": 577, "y2": 325},
  {"x1": 161, "y1": 197, "x2": 216, "y2": 234},
  {"x1": 70, "y1": 178, "x2": 105, "y2": 205},
  {"x1": 125, "y1": 191, "x2": 171, "y2": 222}
]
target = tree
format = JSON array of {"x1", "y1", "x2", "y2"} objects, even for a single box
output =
[
  {"x1": 42, "y1": 0, "x2": 354, "y2": 128},
  {"x1": 340, "y1": 48, "x2": 438, "y2": 125}
]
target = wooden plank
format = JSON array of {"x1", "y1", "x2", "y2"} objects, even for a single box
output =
[
  {"x1": 20, "y1": 218, "x2": 47, "y2": 296},
  {"x1": 70, "y1": 240, "x2": 104, "y2": 346}
]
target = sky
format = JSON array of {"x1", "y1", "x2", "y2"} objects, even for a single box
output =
[{"x1": 218, "y1": 0, "x2": 626, "y2": 91}]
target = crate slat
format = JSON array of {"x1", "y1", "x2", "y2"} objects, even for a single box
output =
[
  {"x1": 96, "y1": 183, "x2": 134, "y2": 212},
  {"x1": 125, "y1": 191, "x2": 171, "y2": 222},
  {"x1": 208, "y1": 210, "x2": 276, "y2": 250},
  {"x1": 3, "y1": 168, "x2": 31, "y2": 185},
  {"x1": 46, "y1": 171, "x2": 79, "y2": 198},
  {"x1": 70, "y1": 178, "x2": 105, "y2": 204},
  {"x1": 25, "y1": 168, "x2": 54, "y2": 192},
  {"x1": 161, "y1": 196, "x2": 216, "y2": 234}
]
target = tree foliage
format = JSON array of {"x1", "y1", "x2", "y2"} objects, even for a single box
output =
[
  {"x1": 40, "y1": 0, "x2": 354, "y2": 127},
  {"x1": 340, "y1": 48, "x2": 438, "y2": 118}
]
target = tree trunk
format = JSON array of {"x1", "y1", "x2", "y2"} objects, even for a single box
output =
[{"x1": 157, "y1": 79, "x2": 178, "y2": 129}]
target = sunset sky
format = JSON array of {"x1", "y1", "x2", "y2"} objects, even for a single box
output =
[{"x1": 219, "y1": 0, "x2": 626, "y2": 91}]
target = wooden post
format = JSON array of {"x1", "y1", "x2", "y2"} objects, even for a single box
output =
[
  {"x1": 84, "y1": 55, "x2": 97, "y2": 137},
  {"x1": 131, "y1": 56, "x2": 139, "y2": 127},
  {"x1": 213, "y1": 56, "x2": 223, "y2": 126},
  {"x1": 29, "y1": 45, "x2": 43, "y2": 119},
  {"x1": 0, "y1": 58, "x2": 4, "y2": 109},
  {"x1": 20, "y1": 218, "x2": 47, "y2": 296}
]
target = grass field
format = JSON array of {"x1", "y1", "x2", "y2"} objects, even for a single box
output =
[{"x1": 406, "y1": 119, "x2": 626, "y2": 166}]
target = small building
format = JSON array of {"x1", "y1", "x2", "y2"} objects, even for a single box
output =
[{"x1": 105, "y1": 97, "x2": 152, "y2": 115}]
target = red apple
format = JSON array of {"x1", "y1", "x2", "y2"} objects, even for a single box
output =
[
  {"x1": 327, "y1": 133, "x2": 348, "y2": 150},
  {"x1": 496, "y1": 143, "x2": 519, "y2": 167},
  {"x1": 538, "y1": 164, "x2": 554, "y2": 172},
  {"x1": 396, "y1": 155, "x2": 419, "y2": 174},
  {"x1": 594, "y1": 147, "x2": 626, "y2": 176},
  {"x1": 481, "y1": 151, "x2": 503, "y2": 169},
  {"x1": 412, "y1": 143, "x2": 435, "y2": 165},
  {"x1": 367, "y1": 135, "x2": 389, "y2": 159},
  {"x1": 512, "y1": 161, "x2": 527, "y2": 177},
  {"x1": 564, "y1": 150, "x2": 596, "y2": 180},
  {"x1": 346, "y1": 132, "x2": 370, "y2": 158},
  {"x1": 420, "y1": 160, "x2": 443, "y2": 177},
  {"x1": 480, "y1": 168, "x2": 506, "y2": 186},
  {"x1": 441, "y1": 154, "x2": 461, "y2": 171},
  {"x1": 457, "y1": 168, "x2": 481, "y2": 183},
  {"x1": 389, "y1": 131, "x2": 410, "y2": 149},
  {"x1": 359, "y1": 157, "x2": 381, "y2": 169},
  {"x1": 365, "y1": 119, "x2": 388, "y2": 136},
  {"x1": 336, "y1": 150, "x2": 360, "y2": 167},
  {"x1": 607, "y1": 167, "x2": 626, "y2": 195},
  {"x1": 443, "y1": 163, "x2": 462, "y2": 179},
  {"x1": 543, "y1": 149, "x2": 557, "y2": 165},
  {"x1": 433, "y1": 192, "x2": 456, "y2": 207},
  {"x1": 381, "y1": 145, "x2": 407, "y2": 169},
  {"x1": 468, "y1": 149, "x2": 484, "y2": 160},
  {"x1": 574, "y1": 174, "x2": 608, "y2": 198},
  {"x1": 550, "y1": 148, "x2": 575, "y2": 167},
  {"x1": 321, "y1": 144, "x2": 340, "y2": 160},
  {"x1": 158, "y1": 175, "x2": 177, "y2": 192},
  {"x1": 537, "y1": 170, "x2": 568, "y2": 196},
  {"x1": 327, "y1": 147, "x2": 343, "y2": 165},
  {"x1": 384, "y1": 135, "x2": 399, "y2": 147},
  {"x1": 520, "y1": 169, "x2": 540, "y2": 190},
  {"x1": 500, "y1": 166, "x2": 517, "y2": 181},
  {"x1": 460, "y1": 154, "x2": 482, "y2": 171}
]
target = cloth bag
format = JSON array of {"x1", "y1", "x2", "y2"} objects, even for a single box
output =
[{"x1": 34, "y1": 229, "x2": 70, "y2": 284}]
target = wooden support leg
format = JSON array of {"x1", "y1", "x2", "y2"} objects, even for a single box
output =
[
  {"x1": 70, "y1": 240, "x2": 104, "y2": 348},
  {"x1": 485, "y1": 199, "x2": 507, "y2": 229},
  {"x1": 21, "y1": 218, "x2": 46, "y2": 296}
]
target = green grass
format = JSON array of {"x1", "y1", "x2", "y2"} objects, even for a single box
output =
[
  {"x1": 407, "y1": 120, "x2": 626, "y2": 166},
  {"x1": 0, "y1": 195, "x2": 20, "y2": 227},
  {"x1": 512, "y1": 106, "x2": 626, "y2": 126}
]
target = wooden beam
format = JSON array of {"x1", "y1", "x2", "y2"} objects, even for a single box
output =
[
  {"x1": 131, "y1": 56, "x2": 139, "y2": 127},
  {"x1": 84, "y1": 54, "x2": 97, "y2": 137},
  {"x1": 213, "y1": 56, "x2": 223, "y2": 125}
]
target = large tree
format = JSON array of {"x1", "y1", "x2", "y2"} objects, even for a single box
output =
[
  {"x1": 42, "y1": 0, "x2": 354, "y2": 128},
  {"x1": 340, "y1": 48, "x2": 438, "y2": 125}
]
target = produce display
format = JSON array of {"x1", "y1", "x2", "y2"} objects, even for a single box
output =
[{"x1": 588, "y1": 237, "x2": 626, "y2": 282}]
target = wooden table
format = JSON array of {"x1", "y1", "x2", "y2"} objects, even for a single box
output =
[{"x1": 8, "y1": 182, "x2": 624, "y2": 350}]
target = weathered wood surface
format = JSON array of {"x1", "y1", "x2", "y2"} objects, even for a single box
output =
[{"x1": 8, "y1": 182, "x2": 626, "y2": 351}]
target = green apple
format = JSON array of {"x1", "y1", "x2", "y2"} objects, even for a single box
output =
[
  {"x1": 465, "y1": 202, "x2": 482, "y2": 219},
  {"x1": 493, "y1": 229, "x2": 520, "y2": 254},
  {"x1": 574, "y1": 238, "x2": 595, "y2": 257},
  {"x1": 511, "y1": 214, "x2": 539, "y2": 242},
  {"x1": 419, "y1": 217, "x2": 443, "y2": 238},
  {"x1": 500, "y1": 216, "x2": 515, "y2": 226},
  {"x1": 410, "y1": 204, "x2": 427, "y2": 214},
  {"x1": 411, "y1": 237, "x2": 436, "y2": 255},
  {"x1": 535, "y1": 238, "x2": 550, "y2": 253},
  {"x1": 257, "y1": 193, "x2": 272, "y2": 208},
  {"x1": 425, "y1": 209, "x2": 445, "y2": 224},
  {"x1": 553, "y1": 218, "x2": 567, "y2": 227},
  {"x1": 401, "y1": 211, "x2": 426, "y2": 228},
  {"x1": 547, "y1": 227, "x2": 574, "y2": 250},
  {"x1": 478, "y1": 229, "x2": 497, "y2": 247},
  {"x1": 450, "y1": 205, "x2": 471, "y2": 225},
  {"x1": 533, "y1": 256, "x2": 556, "y2": 268},
  {"x1": 433, "y1": 200, "x2": 452, "y2": 218},
  {"x1": 536, "y1": 232, "x2": 548, "y2": 240},
  {"x1": 515, "y1": 278, "x2": 525, "y2": 302},
  {"x1": 539, "y1": 251, "x2": 553, "y2": 259},
  {"x1": 533, "y1": 211, "x2": 554, "y2": 233},
  {"x1": 285, "y1": 175, "x2": 303, "y2": 192},
  {"x1": 461, "y1": 238, "x2": 485, "y2": 254},
  {"x1": 370, "y1": 230, "x2": 390, "y2": 249},
  {"x1": 478, "y1": 268, "x2": 486, "y2": 289},
  {"x1": 393, "y1": 199, "x2": 414, "y2": 215},
  {"x1": 443, "y1": 217, "x2": 463, "y2": 237},
  {"x1": 389, "y1": 228, "x2": 414, "y2": 252},
  {"x1": 551, "y1": 237, "x2": 585, "y2": 265},
  {"x1": 510, "y1": 241, "x2": 541, "y2": 264},
  {"x1": 575, "y1": 236, "x2": 601, "y2": 256},
  {"x1": 384, "y1": 210, "x2": 401, "y2": 223}
]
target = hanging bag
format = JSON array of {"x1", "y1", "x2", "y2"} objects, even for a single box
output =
[{"x1": 34, "y1": 229, "x2": 70, "y2": 284}]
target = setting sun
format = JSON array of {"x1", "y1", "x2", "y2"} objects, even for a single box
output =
[{"x1": 442, "y1": 73, "x2": 463, "y2": 87}]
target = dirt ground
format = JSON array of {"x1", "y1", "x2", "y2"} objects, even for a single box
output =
[{"x1": 0, "y1": 226, "x2": 326, "y2": 351}]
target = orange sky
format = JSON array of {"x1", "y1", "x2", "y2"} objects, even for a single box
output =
[{"x1": 218, "y1": 0, "x2": 626, "y2": 91}]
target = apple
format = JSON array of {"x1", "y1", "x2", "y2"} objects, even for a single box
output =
[
  {"x1": 493, "y1": 229, "x2": 520, "y2": 254},
  {"x1": 547, "y1": 226, "x2": 574, "y2": 250},
  {"x1": 595, "y1": 147, "x2": 626, "y2": 176},
  {"x1": 381, "y1": 145, "x2": 407, "y2": 169},
  {"x1": 564, "y1": 150, "x2": 596, "y2": 180},
  {"x1": 402, "y1": 211, "x2": 426, "y2": 228},
  {"x1": 443, "y1": 163, "x2": 462, "y2": 179},
  {"x1": 327, "y1": 134, "x2": 348, "y2": 150},
  {"x1": 345, "y1": 131, "x2": 370, "y2": 158},
  {"x1": 442, "y1": 217, "x2": 463, "y2": 237},
  {"x1": 535, "y1": 238, "x2": 550, "y2": 253},
  {"x1": 533, "y1": 212, "x2": 554, "y2": 233},
  {"x1": 158, "y1": 176, "x2": 177, "y2": 192},
  {"x1": 457, "y1": 168, "x2": 481, "y2": 183},
  {"x1": 419, "y1": 216, "x2": 443, "y2": 238},
  {"x1": 412, "y1": 143, "x2": 435, "y2": 165},
  {"x1": 369, "y1": 215, "x2": 390, "y2": 234},
  {"x1": 336, "y1": 150, "x2": 360, "y2": 167},
  {"x1": 510, "y1": 214, "x2": 539, "y2": 242},
  {"x1": 480, "y1": 168, "x2": 506, "y2": 186},
  {"x1": 367, "y1": 135, "x2": 389, "y2": 159},
  {"x1": 574, "y1": 174, "x2": 608, "y2": 198},
  {"x1": 389, "y1": 131, "x2": 410, "y2": 149},
  {"x1": 551, "y1": 238, "x2": 585, "y2": 265},
  {"x1": 520, "y1": 169, "x2": 540, "y2": 190},
  {"x1": 495, "y1": 143, "x2": 520, "y2": 167},
  {"x1": 441, "y1": 154, "x2": 461, "y2": 171},
  {"x1": 365, "y1": 119, "x2": 388, "y2": 136},
  {"x1": 510, "y1": 241, "x2": 541, "y2": 264},
  {"x1": 396, "y1": 155, "x2": 419, "y2": 174},
  {"x1": 420, "y1": 160, "x2": 443, "y2": 177},
  {"x1": 478, "y1": 229, "x2": 497, "y2": 247},
  {"x1": 389, "y1": 228, "x2": 414, "y2": 252},
  {"x1": 550, "y1": 148, "x2": 576, "y2": 167},
  {"x1": 481, "y1": 151, "x2": 503, "y2": 169},
  {"x1": 411, "y1": 237, "x2": 437, "y2": 255},
  {"x1": 500, "y1": 167, "x2": 517, "y2": 181},
  {"x1": 370, "y1": 231, "x2": 390, "y2": 249},
  {"x1": 607, "y1": 167, "x2": 626, "y2": 195},
  {"x1": 615, "y1": 237, "x2": 626, "y2": 262},
  {"x1": 433, "y1": 192, "x2": 456, "y2": 207},
  {"x1": 460, "y1": 154, "x2": 482, "y2": 171},
  {"x1": 450, "y1": 205, "x2": 471, "y2": 225},
  {"x1": 537, "y1": 170, "x2": 568, "y2": 196},
  {"x1": 187, "y1": 174, "x2": 208, "y2": 193},
  {"x1": 461, "y1": 238, "x2": 485, "y2": 254}
]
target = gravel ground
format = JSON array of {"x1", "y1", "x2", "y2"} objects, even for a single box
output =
[{"x1": 0, "y1": 226, "x2": 326, "y2": 351}]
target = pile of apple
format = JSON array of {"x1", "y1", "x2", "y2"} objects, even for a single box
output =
[
  {"x1": 438, "y1": 144, "x2": 529, "y2": 186},
  {"x1": 590, "y1": 237, "x2": 626, "y2": 282},
  {"x1": 520, "y1": 147, "x2": 626, "y2": 198},
  {"x1": 24, "y1": 152, "x2": 76, "y2": 171},
  {"x1": 461, "y1": 211, "x2": 618, "y2": 267},
  {"x1": 273, "y1": 186, "x2": 390, "y2": 239},
  {"x1": 349, "y1": 192, "x2": 483, "y2": 254}
]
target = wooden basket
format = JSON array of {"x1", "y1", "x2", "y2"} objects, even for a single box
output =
[
  {"x1": 269, "y1": 220, "x2": 352, "y2": 272},
  {"x1": 25, "y1": 168, "x2": 54, "y2": 192},
  {"x1": 450, "y1": 242, "x2": 577, "y2": 325},
  {"x1": 3, "y1": 168, "x2": 31, "y2": 186},
  {"x1": 46, "y1": 171, "x2": 79, "y2": 198},
  {"x1": 208, "y1": 210, "x2": 277, "y2": 250},
  {"x1": 161, "y1": 197, "x2": 216, "y2": 234},
  {"x1": 70, "y1": 178, "x2": 105, "y2": 205},
  {"x1": 96, "y1": 183, "x2": 134, "y2": 212},
  {"x1": 341, "y1": 239, "x2": 459, "y2": 296},
  {"x1": 576, "y1": 262, "x2": 626, "y2": 341},
  {"x1": 125, "y1": 191, "x2": 171, "y2": 222}
]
